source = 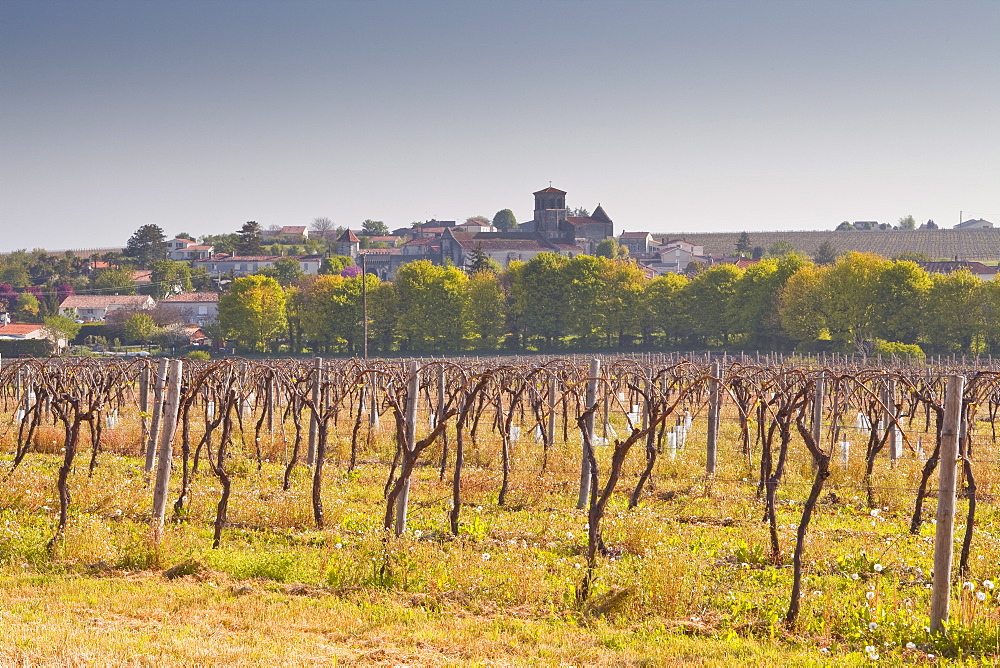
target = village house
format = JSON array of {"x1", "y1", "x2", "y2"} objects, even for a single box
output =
[
  {"x1": 156, "y1": 292, "x2": 220, "y2": 326},
  {"x1": 59, "y1": 294, "x2": 156, "y2": 322},
  {"x1": 167, "y1": 238, "x2": 215, "y2": 261},
  {"x1": 192, "y1": 254, "x2": 322, "y2": 277},
  {"x1": 0, "y1": 321, "x2": 68, "y2": 350}
]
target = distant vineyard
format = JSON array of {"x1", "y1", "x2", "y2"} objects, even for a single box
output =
[{"x1": 654, "y1": 229, "x2": 1000, "y2": 261}]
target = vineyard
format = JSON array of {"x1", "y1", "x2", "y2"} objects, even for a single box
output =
[
  {"x1": 656, "y1": 228, "x2": 1000, "y2": 262},
  {"x1": 2, "y1": 354, "x2": 1000, "y2": 663}
]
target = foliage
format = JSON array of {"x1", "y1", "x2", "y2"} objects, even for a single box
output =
[
  {"x1": 897, "y1": 215, "x2": 917, "y2": 230},
  {"x1": 361, "y1": 219, "x2": 389, "y2": 236},
  {"x1": 595, "y1": 238, "x2": 628, "y2": 260},
  {"x1": 812, "y1": 240, "x2": 840, "y2": 265},
  {"x1": 320, "y1": 255, "x2": 352, "y2": 275},
  {"x1": 236, "y1": 221, "x2": 264, "y2": 256},
  {"x1": 255, "y1": 257, "x2": 305, "y2": 287},
  {"x1": 122, "y1": 313, "x2": 159, "y2": 344},
  {"x1": 43, "y1": 315, "x2": 82, "y2": 344},
  {"x1": 16, "y1": 292, "x2": 40, "y2": 319},
  {"x1": 393, "y1": 261, "x2": 469, "y2": 352},
  {"x1": 122, "y1": 224, "x2": 167, "y2": 269},
  {"x1": 466, "y1": 245, "x2": 501, "y2": 274},
  {"x1": 147, "y1": 260, "x2": 195, "y2": 299},
  {"x1": 872, "y1": 339, "x2": 924, "y2": 359},
  {"x1": 91, "y1": 266, "x2": 137, "y2": 295},
  {"x1": 185, "y1": 349, "x2": 210, "y2": 360},
  {"x1": 491, "y1": 209, "x2": 517, "y2": 232},
  {"x1": 218, "y1": 275, "x2": 287, "y2": 352},
  {"x1": 735, "y1": 231, "x2": 752, "y2": 255}
]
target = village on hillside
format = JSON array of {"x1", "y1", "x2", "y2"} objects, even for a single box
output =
[{"x1": 0, "y1": 184, "x2": 997, "y2": 356}]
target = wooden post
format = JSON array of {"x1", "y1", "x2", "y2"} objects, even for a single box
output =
[
  {"x1": 139, "y1": 364, "x2": 151, "y2": 455},
  {"x1": 307, "y1": 357, "x2": 322, "y2": 466},
  {"x1": 361, "y1": 254, "x2": 369, "y2": 360},
  {"x1": 578, "y1": 359, "x2": 600, "y2": 510},
  {"x1": 144, "y1": 359, "x2": 168, "y2": 473},
  {"x1": 546, "y1": 374, "x2": 557, "y2": 449},
  {"x1": 930, "y1": 374, "x2": 965, "y2": 633},
  {"x1": 151, "y1": 359, "x2": 183, "y2": 536},
  {"x1": 886, "y1": 377, "x2": 900, "y2": 462},
  {"x1": 706, "y1": 361, "x2": 721, "y2": 475},
  {"x1": 813, "y1": 373, "x2": 825, "y2": 451},
  {"x1": 396, "y1": 361, "x2": 419, "y2": 535}
]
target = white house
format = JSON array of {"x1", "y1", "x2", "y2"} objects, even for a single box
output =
[
  {"x1": 156, "y1": 292, "x2": 220, "y2": 326},
  {"x1": 59, "y1": 295, "x2": 156, "y2": 322}
]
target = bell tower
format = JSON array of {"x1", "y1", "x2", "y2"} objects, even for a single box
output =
[{"x1": 532, "y1": 185, "x2": 568, "y2": 239}]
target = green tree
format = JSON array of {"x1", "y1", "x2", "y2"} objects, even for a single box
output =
[
  {"x1": 122, "y1": 224, "x2": 167, "y2": 269},
  {"x1": 767, "y1": 240, "x2": 797, "y2": 258},
  {"x1": 778, "y1": 264, "x2": 829, "y2": 346},
  {"x1": 361, "y1": 219, "x2": 389, "y2": 236},
  {"x1": 562, "y1": 255, "x2": 606, "y2": 345},
  {"x1": 642, "y1": 273, "x2": 689, "y2": 346},
  {"x1": 681, "y1": 264, "x2": 743, "y2": 346},
  {"x1": 201, "y1": 233, "x2": 239, "y2": 255},
  {"x1": 729, "y1": 254, "x2": 807, "y2": 349},
  {"x1": 921, "y1": 271, "x2": 983, "y2": 354},
  {"x1": 218, "y1": 275, "x2": 287, "y2": 352},
  {"x1": 897, "y1": 215, "x2": 917, "y2": 230},
  {"x1": 812, "y1": 240, "x2": 840, "y2": 265},
  {"x1": 16, "y1": 292, "x2": 40, "y2": 320},
  {"x1": 91, "y1": 266, "x2": 138, "y2": 294},
  {"x1": 256, "y1": 257, "x2": 305, "y2": 287},
  {"x1": 123, "y1": 312, "x2": 159, "y2": 343},
  {"x1": 491, "y1": 209, "x2": 517, "y2": 232},
  {"x1": 236, "y1": 221, "x2": 264, "y2": 256},
  {"x1": 175, "y1": 232, "x2": 194, "y2": 241},
  {"x1": 393, "y1": 260, "x2": 469, "y2": 352},
  {"x1": 870, "y1": 260, "x2": 931, "y2": 344},
  {"x1": 368, "y1": 281, "x2": 399, "y2": 352},
  {"x1": 510, "y1": 253, "x2": 569, "y2": 347},
  {"x1": 148, "y1": 260, "x2": 194, "y2": 299},
  {"x1": 596, "y1": 259, "x2": 645, "y2": 346},
  {"x1": 820, "y1": 252, "x2": 891, "y2": 350},
  {"x1": 319, "y1": 255, "x2": 352, "y2": 274},
  {"x1": 735, "y1": 231, "x2": 752, "y2": 255},
  {"x1": 43, "y1": 315, "x2": 82, "y2": 347},
  {"x1": 466, "y1": 271, "x2": 507, "y2": 349},
  {"x1": 595, "y1": 238, "x2": 628, "y2": 260},
  {"x1": 467, "y1": 244, "x2": 501, "y2": 274}
]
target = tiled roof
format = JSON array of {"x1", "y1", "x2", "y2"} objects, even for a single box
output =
[
  {"x1": 403, "y1": 237, "x2": 440, "y2": 246},
  {"x1": 132, "y1": 270, "x2": 152, "y2": 282},
  {"x1": 458, "y1": 238, "x2": 551, "y2": 252},
  {"x1": 551, "y1": 243, "x2": 587, "y2": 252},
  {"x1": 357, "y1": 248, "x2": 401, "y2": 255},
  {"x1": 534, "y1": 186, "x2": 566, "y2": 195},
  {"x1": 199, "y1": 255, "x2": 282, "y2": 262},
  {"x1": 60, "y1": 295, "x2": 153, "y2": 308},
  {"x1": 0, "y1": 323, "x2": 45, "y2": 336},
  {"x1": 620, "y1": 232, "x2": 651, "y2": 238},
  {"x1": 280, "y1": 226, "x2": 307, "y2": 234},
  {"x1": 337, "y1": 229, "x2": 360, "y2": 243},
  {"x1": 566, "y1": 216, "x2": 608, "y2": 227},
  {"x1": 160, "y1": 292, "x2": 220, "y2": 303}
]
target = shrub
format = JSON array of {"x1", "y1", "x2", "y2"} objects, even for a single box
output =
[{"x1": 873, "y1": 339, "x2": 925, "y2": 359}]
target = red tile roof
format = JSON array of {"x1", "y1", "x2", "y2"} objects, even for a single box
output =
[
  {"x1": 620, "y1": 232, "x2": 651, "y2": 238},
  {"x1": 534, "y1": 186, "x2": 567, "y2": 195},
  {"x1": 0, "y1": 323, "x2": 45, "y2": 336},
  {"x1": 337, "y1": 229, "x2": 360, "y2": 243}
]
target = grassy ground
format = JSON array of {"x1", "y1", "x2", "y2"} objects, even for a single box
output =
[{"x1": 1, "y1": 410, "x2": 998, "y2": 664}]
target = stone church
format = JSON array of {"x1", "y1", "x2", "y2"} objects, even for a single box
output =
[{"x1": 518, "y1": 186, "x2": 614, "y2": 254}]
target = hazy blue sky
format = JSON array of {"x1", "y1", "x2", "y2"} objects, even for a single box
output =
[{"x1": 2, "y1": 0, "x2": 998, "y2": 251}]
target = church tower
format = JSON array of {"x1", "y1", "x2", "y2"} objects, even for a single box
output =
[{"x1": 533, "y1": 186, "x2": 568, "y2": 239}]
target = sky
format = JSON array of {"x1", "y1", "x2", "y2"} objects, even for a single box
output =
[{"x1": 2, "y1": 0, "x2": 999, "y2": 252}]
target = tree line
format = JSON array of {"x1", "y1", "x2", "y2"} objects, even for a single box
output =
[{"x1": 217, "y1": 251, "x2": 1000, "y2": 357}]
